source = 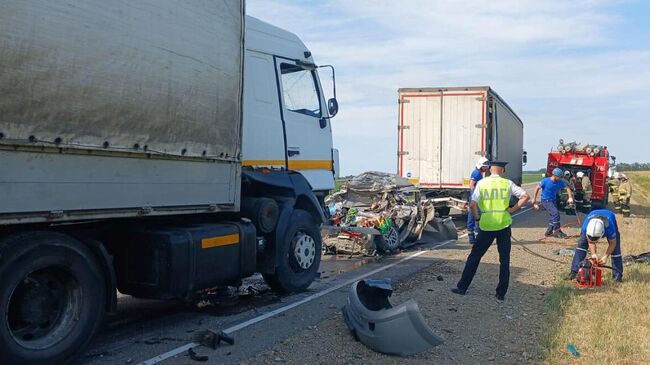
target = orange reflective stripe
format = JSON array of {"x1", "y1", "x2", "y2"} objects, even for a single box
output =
[
  {"x1": 287, "y1": 160, "x2": 333, "y2": 170},
  {"x1": 201, "y1": 234, "x2": 240, "y2": 249},
  {"x1": 242, "y1": 160, "x2": 285, "y2": 167},
  {"x1": 241, "y1": 160, "x2": 333, "y2": 170}
]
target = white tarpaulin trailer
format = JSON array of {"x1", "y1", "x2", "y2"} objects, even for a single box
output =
[
  {"x1": 0, "y1": 0, "x2": 244, "y2": 222},
  {"x1": 397, "y1": 87, "x2": 524, "y2": 198}
]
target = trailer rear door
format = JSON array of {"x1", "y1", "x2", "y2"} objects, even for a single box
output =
[{"x1": 398, "y1": 89, "x2": 487, "y2": 188}]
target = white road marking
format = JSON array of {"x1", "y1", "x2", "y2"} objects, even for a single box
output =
[{"x1": 140, "y1": 207, "x2": 534, "y2": 364}]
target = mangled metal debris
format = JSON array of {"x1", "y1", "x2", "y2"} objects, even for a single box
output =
[
  {"x1": 341, "y1": 279, "x2": 444, "y2": 356},
  {"x1": 324, "y1": 171, "x2": 457, "y2": 255},
  {"x1": 623, "y1": 252, "x2": 650, "y2": 265}
]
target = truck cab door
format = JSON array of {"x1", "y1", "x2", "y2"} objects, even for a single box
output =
[{"x1": 276, "y1": 60, "x2": 334, "y2": 191}]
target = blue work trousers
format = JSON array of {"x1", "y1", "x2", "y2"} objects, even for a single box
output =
[
  {"x1": 457, "y1": 226, "x2": 512, "y2": 297},
  {"x1": 541, "y1": 199, "x2": 560, "y2": 234},
  {"x1": 570, "y1": 233, "x2": 623, "y2": 280},
  {"x1": 467, "y1": 200, "x2": 480, "y2": 243}
]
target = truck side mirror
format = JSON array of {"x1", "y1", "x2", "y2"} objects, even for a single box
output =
[
  {"x1": 318, "y1": 64, "x2": 338, "y2": 118},
  {"x1": 522, "y1": 151, "x2": 528, "y2": 165},
  {"x1": 328, "y1": 98, "x2": 339, "y2": 117}
]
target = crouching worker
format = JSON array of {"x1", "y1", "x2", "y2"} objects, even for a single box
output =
[
  {"x1": 452, "y1": 161, "x2": 530, "y2": 300},
  {"x1": 568, "y1": 209, "x2": 623, "y2": 282}
]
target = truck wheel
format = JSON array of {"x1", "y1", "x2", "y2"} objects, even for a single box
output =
[
  {"x1": 263, "y1": 210, "x2": 322, "y2": 293},
  {"x1": 0, "y1": 232, "x2": 105, "y2": 365}
]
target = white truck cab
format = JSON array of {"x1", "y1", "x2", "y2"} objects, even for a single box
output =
[{"x1": 243, "y1": 16, "x2": 337, "y2": 192}]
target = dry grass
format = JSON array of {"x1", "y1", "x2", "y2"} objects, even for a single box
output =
[{"x1": 542, "y1": 171, "x2": 650, "y2": 365}]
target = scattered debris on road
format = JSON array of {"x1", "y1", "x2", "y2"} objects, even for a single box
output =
[
  {"x1": 188, "y1": 347, "x2": 209, "y2": 362},
  {"x1": 193, "y1": 329, "x2": 235, "y2": 349},
  {"x1": 552, "y1": 247, "x2": 576, "y2": 256},
  {"x1": 324, "y1": 171, "x2": 456, "y2": 255},
  {"x1": 341, "y1": 279, "x2": 444, "y2": 356}
]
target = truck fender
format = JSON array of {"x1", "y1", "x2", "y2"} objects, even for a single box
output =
[
  {"x1": 242, "y1": 170, "x2": 326, "y2": 274},
  {"x1": 242, "y1": 170, "x2": 326, "y2": 224},
  {"x1": 342, "y1": 279, "x2": 444, "y2": 356},
  {"x1": 72, "y1": 236, "x2": 117, "y2": 314},
  {"x1": 289, "y1": 173, "x2": 326, "y2": 224}
]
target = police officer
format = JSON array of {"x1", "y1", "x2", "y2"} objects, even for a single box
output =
[
  {"x1": 533, "y1": 168, "x2": 574, "y2": 238},
  {"x1": 452, "y1": 161, "x2": 530, "y2": 300},
  {"x1": 568, "y1": 209, "x2": 623, "y2": 282},
  {"x1": 467, "y1": 157, "x2": 489, "y2": 245}
]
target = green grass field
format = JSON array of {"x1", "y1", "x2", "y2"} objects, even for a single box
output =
[
  {"x1": 332, "y1": 179, "x2": 347, "y2": 194},
  {"x1": 542, "y1": 170, "x2": 650, "y2": 364},
  {"x1": 523, "y1": 173, "x2": 544, "y2": 184}
]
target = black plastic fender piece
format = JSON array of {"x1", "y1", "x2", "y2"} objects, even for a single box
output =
[{"x1": 341, "y1": 279, "x2": 444, "y2": 356}]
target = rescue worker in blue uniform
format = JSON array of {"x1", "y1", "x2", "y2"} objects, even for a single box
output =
[
  {"x1": 533, "y1": 168, "x2": 574, "y2": 238},
  {"x1": 467, "y1": 157, "x2": 489, "y2": 245},
  {"x1": 452, "y1": 161, "x2": 530, "y2": 300},
  {"x1": 568, "y1": 209, "x2": 623, "y2": 282}
]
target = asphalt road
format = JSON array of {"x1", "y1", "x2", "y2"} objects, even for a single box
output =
[{"x1": 78, "y1": 183, "x2": 569, "y2": 365}]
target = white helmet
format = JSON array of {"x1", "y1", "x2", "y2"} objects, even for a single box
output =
[
  {"x1": 576, "y1": 171, "x2": 584, "y2": 178},
  {"x1": 586, "y1": 218, "x2": 605, "y2": 241},
  {"x1": 476, "y1": 157, "x2": 489, "y2": 169}
]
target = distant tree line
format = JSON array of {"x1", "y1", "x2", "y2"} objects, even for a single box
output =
[{"x1": 615, "y1": 162, "x2": 650, "y2": 171}]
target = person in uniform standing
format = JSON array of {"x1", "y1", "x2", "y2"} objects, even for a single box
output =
[
  {"x1": 467, "y1": 157, "x2": 490, "y2": 245},
  {"x1": 618, "y1": 174, "x2": 632, "y2": 216},
  {"x1": 576, "y1": 171, "x2": 592, "y2": 211},
  {"x1": 452, "y1": 161, "x2": 530, "y2": 300},
  {"x1": 568, "y1": 209, "x2": 623, "y2": 282},
  {"x1": 559, "y1": 170, "x2": 575, "y2": 208},
  {"x1": 533, "y1": 168, "x2": 574, "y2": 238}
]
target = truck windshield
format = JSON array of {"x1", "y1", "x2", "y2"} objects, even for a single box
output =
[{"x1": 280, "y1": 63, "x2": 321, "y2": 118}]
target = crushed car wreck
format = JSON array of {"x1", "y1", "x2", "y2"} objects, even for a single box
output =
[
  {"x1": 323, "y1": 172, "x2": 457, "y2": 255},
  {"x1": 341, "y1": 279, "x2": 444, "y2": 356}
]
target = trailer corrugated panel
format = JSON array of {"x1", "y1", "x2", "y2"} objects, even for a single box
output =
[
  {"x1": 0, "y1": 0, "x2": 244, "y2": 159},
  {"x1": 492, "y1": 95, "x2": 524, "y2": 185},
  {"x1": 398, "y1": 88, "x2": 487, "y2": 188}
]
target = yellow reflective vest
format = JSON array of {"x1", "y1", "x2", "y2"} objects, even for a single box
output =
[{"x1": 477, "y1": 176, "x2": 512, "y2": 231}]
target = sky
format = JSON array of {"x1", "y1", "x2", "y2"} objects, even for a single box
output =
[{"x1": 247, "y1": 0, "x2": 650, "y2": 175}]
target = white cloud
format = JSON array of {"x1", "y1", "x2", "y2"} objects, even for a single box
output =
[{"x1": 248, "y1": 0, "x2": 649, "y2": 174}]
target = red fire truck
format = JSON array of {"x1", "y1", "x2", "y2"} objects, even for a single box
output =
[{"x1": 546, "y1": 140, "x2": 615, "y2": 210}]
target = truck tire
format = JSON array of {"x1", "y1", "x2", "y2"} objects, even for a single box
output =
[
  {"x1": 263, "y1": 209, "x2": 322, "y2": 293},
  {"x1": 0, "y1": 232, "x2": 106, "y2": 365}
]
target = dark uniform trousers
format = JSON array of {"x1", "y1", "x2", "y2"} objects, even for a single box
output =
[{"x1": 457, "y1": 226, "x2": 512, "y2": 297}]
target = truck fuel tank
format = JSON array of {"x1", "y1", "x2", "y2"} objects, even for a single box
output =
[{"x1": 112, "y1": 221, "x2": 256, "y2": 300}]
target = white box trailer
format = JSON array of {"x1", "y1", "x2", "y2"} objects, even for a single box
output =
[{"x1": 398, "y1": 87, "x2": 524, "y2": 202}]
